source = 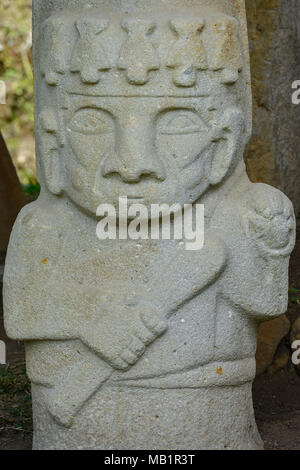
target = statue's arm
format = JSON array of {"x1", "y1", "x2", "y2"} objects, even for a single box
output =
[
  {"x1": 3, "y1": 201, "x2": 68, "y2": 340},
  {"x1": 221, "y1": 183, "x2": 296, "y2": 321}
]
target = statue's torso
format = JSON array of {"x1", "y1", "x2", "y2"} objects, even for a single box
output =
[{"x1": 6, "y1": 183, "x2": 287, "y2": 377}]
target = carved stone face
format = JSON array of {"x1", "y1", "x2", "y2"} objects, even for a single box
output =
[
  {"x1": 61, "y1": 95, "x2": 222, "y2": 212},
  {"x1": 37, "y1": 6, "x2": 249, "y2": 214}
]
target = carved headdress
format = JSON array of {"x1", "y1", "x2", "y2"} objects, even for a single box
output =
[{"x1": 34, "y1": 0, "x2": 251, "y2": 133}]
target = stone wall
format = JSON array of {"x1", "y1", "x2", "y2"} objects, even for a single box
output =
[
  {"x1": 245, "y1": 0, "x2": 300, "y2": 215},
  {"x1": 245, "y1": 1, "x2": 300, "y2": 376}
]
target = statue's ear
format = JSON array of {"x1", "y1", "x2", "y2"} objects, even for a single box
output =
[
  {"x1": 209, "y1": 107, "x2": 245, "y2": 186},
  {"x1": 39, "y1": 109, "x2": 64, "y2": 195}
]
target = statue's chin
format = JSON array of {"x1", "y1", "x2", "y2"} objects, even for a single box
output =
[{"x1": 64, "y1": 180, "x2": 211, "y2": 218}]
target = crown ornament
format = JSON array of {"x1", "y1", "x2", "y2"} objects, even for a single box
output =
[
  {"x1": 71, "y1": 18, "x2": 111, "y2": 84},
  {"x1": 117, "y1": 19, "x2": 160, "y2": 85},
  {"x1": 40, "y1": 17, "x2": 69, "y2": 86},
  {"x1": 40, "y1": 14, "x2": 244, "y2": 90},
  {"x1": 209, "y1": 18, "x2": 243, "y2": 84},
  {"x1": 166, "y1": 20, "x2": 207, "y2": 87}
]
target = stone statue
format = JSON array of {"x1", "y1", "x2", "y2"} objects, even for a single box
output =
[{"x1": 4, "y1": 0, "x2": 296, "y2": 450}]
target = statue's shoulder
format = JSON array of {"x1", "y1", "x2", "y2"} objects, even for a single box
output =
[
  {"x1": 4, "y1": 199, "x2": 67, "y2": 339},
  {"x1": 241, "y1": 182, "x2": 294, "y2": 213},
  {"x1": 238, "y1": 182, "x2": 296, "y2": 256},
  {"x1": 215, "y1": 179, "x2": 295, "y2": 257},
  {"x1": 11, "y1": 198, "x2": 57, "y2": 235},
  {"x1": 218, "y1": 181, "x2": 295, "y2": 319},
  {"x1": 6, "y1": 198, "x2": 70, "y2": 267}
]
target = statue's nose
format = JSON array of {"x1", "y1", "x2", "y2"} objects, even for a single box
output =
[
  {"x1": 102, "y1": 153, "x2": 166, "y2": 183},
  {"x1": 101, "y1": 117, "x2": 166, "y2": 183}
]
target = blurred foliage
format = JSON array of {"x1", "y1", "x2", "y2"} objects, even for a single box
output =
[
  {"x1": 0, "y1": 0, "x2": 35, "y2": 186},
  {"x1": 0, "y1": 363, "x2": 32, "y2": 436},
  {"x1": 22, "y1": 176, "x2": 40, "y2": 197}
]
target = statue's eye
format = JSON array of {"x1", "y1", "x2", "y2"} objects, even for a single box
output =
[
  {"x1": 68, "y1": 108, "x2": 114, "y2": 135},
  {"x1": 158, "y1": 111, "x2": 206, "y2": 135}
]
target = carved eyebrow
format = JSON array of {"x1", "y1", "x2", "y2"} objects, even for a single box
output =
[
  {"x1": 64, "y1": 95, "x2": 212, "y2": 126},
  {"x1": 157, "y1": 109, "x2": 208, "y2": 134},
  {"x1": 68, "y1": 107, "x2": 115, "y2": 128},
  {"x1": 155, "y1": 106, "x2": 209, "y2": 122},
  {"x1": 157, "y1": 103, "x2": 200, "y2": 112}
]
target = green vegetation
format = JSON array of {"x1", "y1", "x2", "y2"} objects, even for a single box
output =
[
  {"x1": 289, "y1": 287, "x2": 300, "y2": 305},
  {"x1": 21, "y1": 171, "x2": 40, "y2": 197},
  {"x1": 0, "y1": 363, "x2": 32, "y2": 437},
  {"x1": 0, "y1": 0, "x2": 35, "y2": 186}
]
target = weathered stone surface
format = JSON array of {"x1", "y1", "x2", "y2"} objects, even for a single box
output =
[
  {"x1": 245, "y1": 0, "x2": 300, "y2": 215},
  {"x1": 3, "y1": 0, "x2": 296, "y2": 450},
  {"x1": 256, "y1": 315, "x2": 291, "y2": 376}
]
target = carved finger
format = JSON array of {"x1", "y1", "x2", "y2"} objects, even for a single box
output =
[
  {"x1": 128, "y1": 336, "x2": 146, "y2": 356},
  {"x1": 110, "y1": 355, "x2": 131, "y2": 371},
  {"x1": 141, "y1": 309, "x2": 168, "y2": 336},
  {"x1": 135, "y1": 322, "x2": 156, "y2": 345},
  {"x1": 120, "y1": 349, "x2": 139, "y2": 365}
]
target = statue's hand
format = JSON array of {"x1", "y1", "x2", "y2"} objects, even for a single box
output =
[
  {"x1": 241, "y1": 183, "x2": 295, "y2": 256},
  {"x1": 79, "y1": 299, "x2": 167, "y2": 371},
  {"x1": 116, "y1": 306, "x2": 167, "y2": 370}
]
